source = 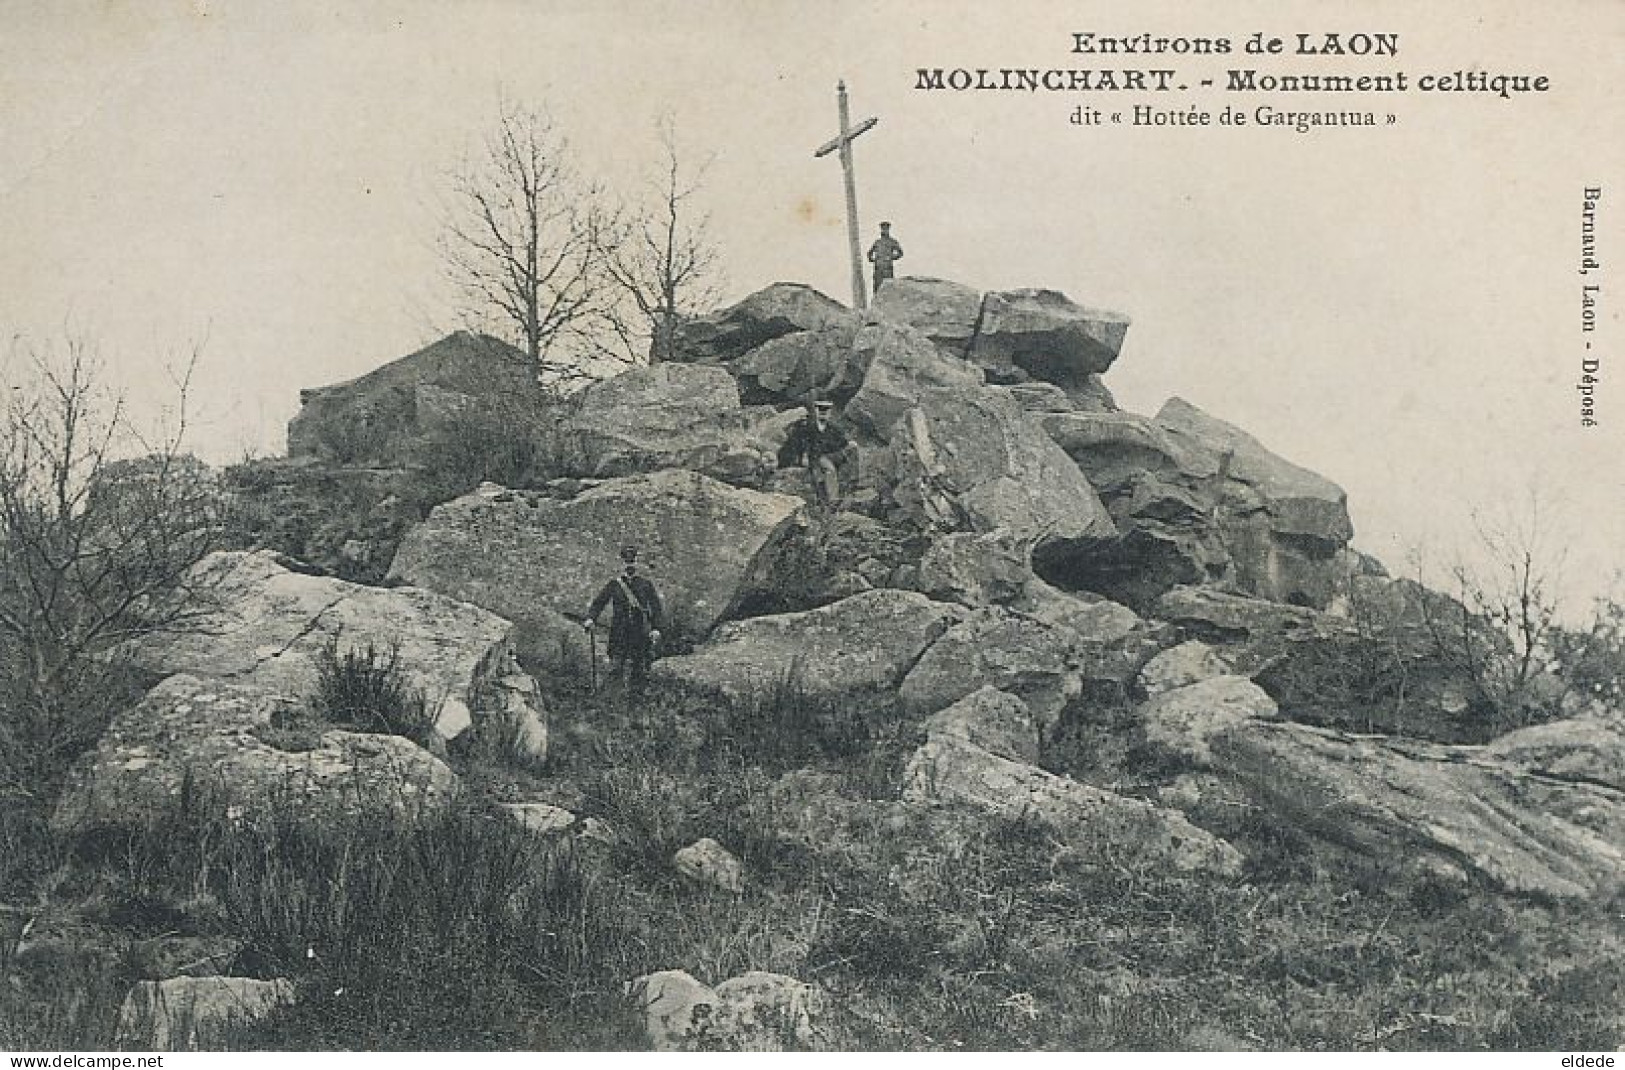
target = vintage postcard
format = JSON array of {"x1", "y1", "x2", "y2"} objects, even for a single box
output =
[{"x1": 1, "y1": 0, "x2": 1621, "y2": 1056}]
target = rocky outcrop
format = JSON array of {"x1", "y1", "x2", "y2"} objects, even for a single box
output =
[
  {"x1": 53, "y1": 674, "x2": 458, "y2": 834},
  {"x1": 1138, "y1": 641, "x2": 1231, "y2": 698},
  {"x1": 1155, "y1": 398, "x2": 1351, "y2": 543},
  {"x1": 916, "y1": 529, "x2": 1035, "y2": 607},
  {"x1": 673, "y1": 283, "x2": 858, "y2": 365},
  {"x1": 651, "y1": 589, "x2": 964, "y2": 704},
  {"x1": 903, "y1": 728, "x2": 1242, "y2": 877},
  {"x1": 558, "y1": 363, "x2": 767, "y2": 481},
  {"x1": 219, "y1": 457, "x2": 422, "y2": 585},
  {"x1": 388, "y1": 472, "x2": 804, "y2": 666},
  {"x1": 122, "y1": 550, "x2": 543, "y2": 752},
  {"x1": 630, "y1": 969, "x2": 824, "y2": 1051},
  {"x1": 729, "y1": 325, "x2": 860, "y2": 404},
  {"x1": 1153, "y1": 398, "x2": 1353, "y2": 607},
  {"x1": 845, "y1": 323, "x2": 984, "y2": 439},
  {"x1": 868, "y1": 276, "x2": 984, "y2": 354},
  {"x1": 115, "y1": 976, "x2": 295, "y2": 1051},
  {"x1": 891, "y1": 386, "x2": 1116, "y2": 546},
  {"x1": 1042, "y1": 411, "x2": 1207, "y2": 495},
  {"x1": 917, "y1": 686, "x2": 1041, "y2": 765},
  {"x1": 967, "y1": 289, "x2": 1130, "y2": 387},
  {"x1": 287, "y1": 332, "x2": 537, "y2": 465},
  {"x1": 1482, "y1": 718, "x2": 1625, "y2": 791},
  {"x1": 900, "y1": 612, "x2": 1083, "y2": 734},
  {"x1": 1138, "y1": 675, "x2": 1279, "y2": 764},
  {"x1": 1143, "y1": 681, "x2": 1625, "y2": 900},
  {"x1": 1153, "y1": 585, "x2": 1339, "y2": 656},
  {"x1": 1036, "y1": 398, "x2": 1356, "y2": 610}
]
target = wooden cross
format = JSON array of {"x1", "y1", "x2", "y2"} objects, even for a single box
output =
[{"x1": 813, "y1": 81, "x2": 880, "y2": 309}]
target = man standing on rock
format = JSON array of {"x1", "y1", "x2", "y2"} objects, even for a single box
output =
[
  {"x1": 584, "y1": 545, "x2": 665, "y2": 697},
  {"x1": 777, "y1": 397, "x2": 851, "y2": 508},
  {"x1": 867, "y1": 221, "x2": 903, "y2": 296}
]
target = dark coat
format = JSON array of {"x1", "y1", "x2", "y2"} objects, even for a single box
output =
[
  {"x1": 587, "y1": 572, "x2": 665, "y2": 660},
  {"x1": 777, "y1": 416, "x2": 849, "y2": 469},
  {"x1": 867, "y1": 234, "x2": 903, "y2": 274}
]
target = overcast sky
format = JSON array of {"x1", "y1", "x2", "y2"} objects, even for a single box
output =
[{"x1": 2, "y1": 0, "x2": 1621, "y2": 607}]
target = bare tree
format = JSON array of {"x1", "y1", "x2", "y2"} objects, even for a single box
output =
[
  {"x1": 600, "y1": 115, "x2": 724, "y2": 365},
  {"x1": 440, "y1": 98, "x2": 608, "y2": 380},
  {"x1": 1419, "y1": 492, "x2": 1570, "y2": 728},
  {"x1": 0, "y1": 334, "x2": 224, "y2": 801}
]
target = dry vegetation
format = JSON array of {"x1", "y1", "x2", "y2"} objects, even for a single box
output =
[{"x1": 3, "y1": 341, "x2": 1623, "y2": 1052}]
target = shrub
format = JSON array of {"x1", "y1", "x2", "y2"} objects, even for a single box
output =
[
  {"x1": 1549, "y1": 595, "x2": 1625, "y2": 710},
  {"x1": 413, "y1": 394, "x2": 572, "y2": 502},
  {"x1": 2, "y1": 338, "x2": 224, "y2": 812},
  {"x1": 311, "y1": 640, "x2": 436, "y2": 744},
  {"x1": 312, "y1": 411, "x2": 394, "y2": 466},
  {"x1": 703, "y1": 660, "x2": 880, "y2": 776}
]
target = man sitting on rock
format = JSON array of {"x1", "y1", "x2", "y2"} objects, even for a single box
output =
[
  {"x1": 777, "y1": 397, "x2": 852, "y2": 508},
  {"x1": 584, "y1": 545, "x2": 665, "y2": 696}
]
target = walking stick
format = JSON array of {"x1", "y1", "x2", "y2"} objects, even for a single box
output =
[{"x1": 588, "y1": 625, "x2": 598, "y2": 693}]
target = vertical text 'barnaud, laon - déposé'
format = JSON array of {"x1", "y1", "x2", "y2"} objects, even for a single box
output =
[{"x1": 1580, "y1": 187, "x2": 1603, "y2": 428}]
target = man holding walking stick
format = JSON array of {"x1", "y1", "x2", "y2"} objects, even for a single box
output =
[{"x1": 583, "y1": 545, "x2": 665, "y2": 698}]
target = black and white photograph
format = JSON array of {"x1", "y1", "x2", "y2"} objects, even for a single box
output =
[{"x1": 1, "y1": 0, "x2": 1622, "y2": 1054}]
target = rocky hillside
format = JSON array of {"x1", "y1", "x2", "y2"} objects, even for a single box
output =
[{"x1": 11, "y1": 277, "x2": 1624, "y2": 1051}]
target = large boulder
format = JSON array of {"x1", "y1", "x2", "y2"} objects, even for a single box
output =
[
  {"x1": 1153, "y1": 398, "x2": 1353, "y2": 607},
  {"x1": 122, "y1": 550, "x2": 543, "y2": 751},
  {"x1": 287, "y1": 332, "x2": 537, "y2": 465},
  {"x1": 968, "y1": 289, "x2": 1130, "y2": 387},
  {"x1": 53, "y1": 674, "x2": 458, "y2": 834},
  {"x1": 740, "y1": 508, "x2": 917, "y2": 617},
  {"x1": 1138, "y1": 641, "x2": 1233, "y2": 698},
  {"x1": 868, "y1": 276, "x2": 984, "y2": 355},
  {"x1": 1153, "y1": 585, "x2": 1338, "y2": 655},
  {"x1": 1154, "y1": 398, "x2": 1352, "y2": 544},
  {"x1": 916, "y1": 529, "x2": 1033, "y2": 607},
  {"x1": 900, "y1": 612, "x2": 1083, "y2": 735},
  {"x1": 845, "y1": 322, "x2": 984, "y2": 439},
  {"x1": 1155, "y1": 584, "x2": 1490, "y2": 735},
  {"x1": 1138, "y1": 675, "x2": 1278, "y2": 764},
  {"x1": 218, "y1": 457, "x2": 421, "y2": 585},
  {"x1": 651, "y1": 589, "x2": 964, "y2": 704},
  {"x1": 729, "y1": 325, "x2": 860, "y2": 405},
  {"x1": 897, "y1": 386, "x2": 1116, "y2": 546},
  {"x1": 1023, "y1": 585, "x2": 1144, "y2": 649},
  {"x1": 911, "y1": 529, "x2": 1147, "y2": 689},
  {"x1": 673, "y1": 283, "x2": 858, "y2": 365},
  {"x1": 1147, "y1": 690, "x2": 1625, "y2": 900},
  {"x1": 388, "y1": 472, "x2": 804, "y2": 666},
  {"x1": 1037, "y1": 399, "x2": 1356, "y2": 610},
  {"x1": 917, "y1": 686, "x2": 1041, "y2": 764},
  {"x1": 1482, "y1": 718, "x2": 1625, "y2": 791},
  {"x1": 1041, "y1": 411, "x2": 1210, "y2": 497},
  {"x1": 559, "y1": 364, "x2": 766, "y2": 481},
  {"x1": 114, "y1": 976, "x2": 296, "y2": 1051},
  {"x1": 902, "y1": 732, "x2": 1241, "y2": 877}
]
